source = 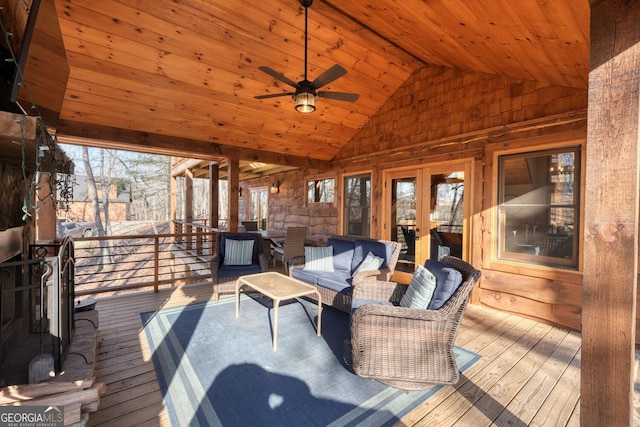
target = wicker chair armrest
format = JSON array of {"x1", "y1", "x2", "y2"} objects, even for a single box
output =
[
  {"x1": 353, "y1": 302, "x2": 450, "y2": 323},
  {"x1": 210, "y1": 254, "x2": 221, "y2": 281},
  {"x1": 288, "y1": 255, "x2": 305, "y2": 269},
  {"x1": 210, "y1": 254, "x2": 221, "y2": 269},
  {"x1": 352, "y1": 267, "x2": 393, "y2": 285},
  {"x1": 258, "y1": 253, "x2": 269, "y2": 272},
  {"x1": 352, "y1": 280, "x2": 407, "y2": 303}
]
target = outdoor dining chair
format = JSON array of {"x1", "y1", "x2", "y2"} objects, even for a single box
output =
[{"x1": 272, "y1": 226, "x2": 307, "y2": 272}]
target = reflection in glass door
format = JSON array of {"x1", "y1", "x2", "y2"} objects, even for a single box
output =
[
  {"x1": 428, "y1": 171, "x2": 464, "y2": 261},
  {"x1": 385, "y1": 163, "x2": 469, "y2": 273},
  {"x1": 387, "y1": 170, "x2": 421, "y2": 273}
]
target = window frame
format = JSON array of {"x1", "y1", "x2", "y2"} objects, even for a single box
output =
[
  {"x1": 495, "y1": 145, "x2": 582, "y2": 270},
  {"x1": 341, "y1": 172, "x2": 372, "y2": 237},
  {"x1": 306, "y1": 176, "x2": 336, "y2": 205}
]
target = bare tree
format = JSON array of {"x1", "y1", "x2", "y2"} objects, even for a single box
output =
[{"x1": 82, "y1": 147, "x2": 112, "y2": 268}]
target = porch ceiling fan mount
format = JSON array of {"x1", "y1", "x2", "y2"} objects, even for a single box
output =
[{"x1": 254, "y1": 0, "x2": 360, "y2": 113}]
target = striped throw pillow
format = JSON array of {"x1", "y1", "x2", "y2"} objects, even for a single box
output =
[
  {"x1": 400, "y1": 265, "x2": 437, "y2": 309},
  {"x1": 223, "y1": 239, "x2": 254, "y2": 266},
  {"x1": 303, "y1": 246, "x2": 334, "y2": 272}
]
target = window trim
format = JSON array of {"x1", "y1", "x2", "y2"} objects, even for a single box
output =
[
  {"x1": 306, "y1": 175, "x2": 337, "y2": 205},
  {"x1": 490, "y1": 141, "x2": 584, "y2": 273},
  {"x1": 341, "y1": 172, "x2": 372, "y2": 237}
]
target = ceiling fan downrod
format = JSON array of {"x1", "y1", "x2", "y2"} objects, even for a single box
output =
[{"x1": 302, "y1": 0, "x2": 312, "y2": 81}]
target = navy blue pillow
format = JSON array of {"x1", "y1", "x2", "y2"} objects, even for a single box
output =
[{"x1": 425, "y1": 259, "x2": 463, "y2": 310}]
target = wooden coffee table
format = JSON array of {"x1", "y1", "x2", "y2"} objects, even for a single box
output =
[{"x1": 235, "y1": 272, "x2": 322, "y2": 350}]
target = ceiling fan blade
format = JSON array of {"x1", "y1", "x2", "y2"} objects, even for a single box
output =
[
  {"x1": 258, "y1": 66, "x2": 299, "y2": 89},
  {"x1": 317, "y1": 91, "x2": 360, "y2": 102},
  {"x1": 311, "y1": 64, "x2": 347, "y2": 89},
  {"x1": 254, "y1": 92, "x2": 295, "y2": 99}
]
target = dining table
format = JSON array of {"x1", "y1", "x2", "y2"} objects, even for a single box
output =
[{"x1": 250, "y1": 230, "x2": 287, "y2": 259}]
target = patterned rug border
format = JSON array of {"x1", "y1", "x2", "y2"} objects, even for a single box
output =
[{"x1": 141, "y1": 297, "x2": 481, "y2": 426}]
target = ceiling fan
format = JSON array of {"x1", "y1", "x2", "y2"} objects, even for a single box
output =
[{"x1": 254, "y1": 0, "x2": 360, "y2": 113}]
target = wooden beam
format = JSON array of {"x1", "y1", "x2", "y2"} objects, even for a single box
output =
[
  {"x1": 582, "y1": 1, "x2": 640, "y2": 426},
  {"x1": 169, "y1": 175, "x2": 176, "y2": 233},
  {"x1": 227, "y1": 159, "x2": 239, "y2": 232},
  {"x1": 209, "y1": 162, "x2": 219, "y2": 229},
  {"x1": 55, "y1": 120, "x2": 331, "y2": 170}
]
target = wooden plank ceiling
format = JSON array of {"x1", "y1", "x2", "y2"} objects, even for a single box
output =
[{"x1": 26, "y1": 0, "x2": 589, "y2": 173}]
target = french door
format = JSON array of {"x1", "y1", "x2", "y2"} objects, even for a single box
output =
[
  {"x1": 383, "y1": 161, "x2": 471, "y2": 272},
  {"x1": 249, "y1": 187, "x2": 268, "y2": 230}
]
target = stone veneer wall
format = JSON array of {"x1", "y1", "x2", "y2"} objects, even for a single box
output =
[{"x1": 241, "y1": 169, "x2": 338, "y2": 246}]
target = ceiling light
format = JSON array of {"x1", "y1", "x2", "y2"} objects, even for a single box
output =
[{"x1": 295, "y1": 92, "x2": 316, "y2": 113}]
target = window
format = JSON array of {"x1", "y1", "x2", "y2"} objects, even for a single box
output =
[
  {"x1": 307, "y1": 178, "x2": 335, "y2": 203},
  {"x1": 497, "y1": 147, "x2": 580, "y2": 269},
  {"x1": 343, "y1": 174, "x2": 371, "y2": 236}
]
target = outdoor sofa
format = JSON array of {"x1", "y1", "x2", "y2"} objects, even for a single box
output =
[{"x1": 288, "y1": 235, "x2": 401, "y2": 312}]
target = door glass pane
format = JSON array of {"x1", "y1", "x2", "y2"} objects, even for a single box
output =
[
  {"x1": 391, "y1": 177, "x2": 416, "y2": 272},
  {"x1": 429, "y1": 172, "x2": 464, "y2": 260},
  {"x1": 250, "y1": 188, "x2": 268, "y2": 230}
]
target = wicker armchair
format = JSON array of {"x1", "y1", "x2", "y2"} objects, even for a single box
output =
[
  {"x1": 210, "y1": 232, "x2": 268, "y2": 301},
  {"x1": 350, "y1": 256, "x2": 481, "y2": 391}
]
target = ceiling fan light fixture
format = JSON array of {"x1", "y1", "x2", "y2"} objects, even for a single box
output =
[{"x1": 295, "y1": 92, "x2": 316, "y2": 113}]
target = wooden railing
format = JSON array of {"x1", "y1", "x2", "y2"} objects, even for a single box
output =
[{"x1": 72, "y1": 230, "x2": 217, "y2": 297}]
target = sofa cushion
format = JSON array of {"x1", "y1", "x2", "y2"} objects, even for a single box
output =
[
  {"x1": 400, "y1": 265, "x2": 437, "y2": 309},
  {"x1": 326, "y1": 237, "x2": 355, "y2": 272},
  {"x1": 291, "y1": 268, "x2": 319, "y2": 285},
  {"x1": 223, "y1": 239, "x2": 254, "y2": 266},
  {"x1": 217, "y1": 264, "x2": 262, "y2": 279},
  {"x1": 425, "y1": 259, "x2": 463, "y2": 310},
  {"x1": 315, "y1": 271, "x2": 353, "y2": 293},
  {"x1": 352, "y1": 239, "x2": 391, "y2": 274},
  {"x1": 303, "y1": 246, "x2": 334, "y2": 272}
]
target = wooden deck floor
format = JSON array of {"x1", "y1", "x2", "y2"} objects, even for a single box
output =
[{"x1": 86, "y1": 281, "x2": 581, "y2": 427}]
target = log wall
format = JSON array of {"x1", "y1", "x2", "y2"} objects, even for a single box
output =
[{"x1": 247, "y1": 64, "x2": 592, "y2": 333}]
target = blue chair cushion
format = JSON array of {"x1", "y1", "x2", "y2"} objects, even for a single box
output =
[
  {"x1": 326, "y1": 238, "x2": 355, "y2": 272},
  {"x1": 217, "y1": 264, "x2": 262, "y2": 279},
  {"x1": 425, "y1": 259, "x2": 463, "y2": 310}
]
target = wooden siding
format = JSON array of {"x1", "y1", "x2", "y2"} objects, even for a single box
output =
[
  {"x1": 88, "y1": 281, "x2": 581, "y2": 426},
  {"x1": 335, "y1": 65, "x2": 588, "y2": 161},
  {"x1": 334, "y1": 66, "x2": 586, "y2": 333}
]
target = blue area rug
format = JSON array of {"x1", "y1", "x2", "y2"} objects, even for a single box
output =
[{"x1": 141, "y1": 295, "x2": 480, "y2": 426}]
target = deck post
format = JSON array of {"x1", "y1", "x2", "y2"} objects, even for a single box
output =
[
  {"x1": 582, "y1": 0, "x2": 640, "y2": 425},
  {"x1": 209, "y1": 162, "x2": 219, "y2": 229},
  {"x1": 228, "y1": 158, "x2": 240, "y2": 232},
  {"x1": 169, "y1": 175, "x2": 177, "y2": 234},
  {"x1": 36, "y1": 172, "x2": 57, "y2": 241},
  {"x1": 185, "y1": 168, "x2": 193, "y2": 250}
]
